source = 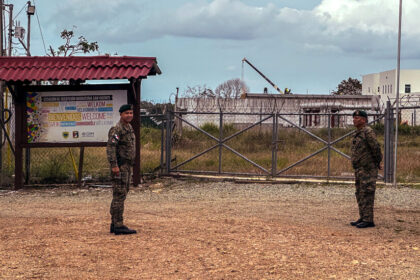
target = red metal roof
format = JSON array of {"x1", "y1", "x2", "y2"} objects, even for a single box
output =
[{"x1": 0, "y1": 56, "x2": 161, "y2": 82}]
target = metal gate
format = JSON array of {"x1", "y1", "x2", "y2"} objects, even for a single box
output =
[{"x1": 161, "y1": 104, "x2": 395, "y2": 182}]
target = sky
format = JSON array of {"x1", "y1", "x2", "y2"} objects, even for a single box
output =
[{"x1": 4, "y1": 0, "x2": 420, "y2": 102}]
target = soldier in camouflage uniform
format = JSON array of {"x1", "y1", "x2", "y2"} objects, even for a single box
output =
[
  {"x1": 350, "y1": 110, "x2": 382, "y2": 228},
  {"x1": 106, "y1": 104, "x2": 137, "y2": 235}
]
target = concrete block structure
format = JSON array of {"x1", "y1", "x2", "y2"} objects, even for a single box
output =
[{"x1": 362, "y1": 69, "x2": 420, "y2": 125}]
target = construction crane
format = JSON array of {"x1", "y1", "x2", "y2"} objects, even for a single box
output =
[{"x1": 242, "y1": 57, "x2": 290, "y2": 94}]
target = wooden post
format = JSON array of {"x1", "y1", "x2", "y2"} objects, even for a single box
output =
[
  {"x1": 130, "y1": 79, "x2": 141, "y2": 186},
  {"x1": 77, "y1": 147, "x2": 85, "y2": 187},
  {"x1": 13, "y1": 84, "x2": 25, "y2": 189}
]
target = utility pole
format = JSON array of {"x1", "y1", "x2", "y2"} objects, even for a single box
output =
[
  {"x1": 24, "y1": 2, "x2": 35, "y2": 184},
  {"x1": 393, "y1": 0, "x2": 403, "y2": 187},
  {"x1": 27, "y1": 2, "x2": 32, "y2": 54},
  {"x1": 7, "y1": 4, "x2": 12, "y2": 56},
  {"x1": 1, "y1": 0, "x2": 3, "y2": 56},
  {"x1": 26, "y1": 1, "x2": 34, "y2": 56}
]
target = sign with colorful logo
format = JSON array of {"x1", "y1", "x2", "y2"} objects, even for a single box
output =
[{"x1": 27, "y1": 90, "x2": 126, "y2": 143}]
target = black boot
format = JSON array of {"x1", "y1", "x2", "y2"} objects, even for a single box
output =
[
  {"x1": 350, "y1": 219, "x2": 363, "y2": 226},
  {"x1": 114, "y1": 226, "x2": 137, "y2": 235},
  {"x1": 356, "y1": 221, "x2": 375, "y2": 228},
  {"x1": 111, "y1": 224, "x2": 133, "y2": 233}
]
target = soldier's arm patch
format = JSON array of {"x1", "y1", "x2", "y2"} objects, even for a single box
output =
[{"x1": 111, "y1": 134, "x2": 120, "y2": 143}]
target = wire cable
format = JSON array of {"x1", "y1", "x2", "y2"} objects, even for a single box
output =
[
  {"x1": 32, "y1": 0, "x2": 47, "y2": 55},
  {"x1": 13, "y1": 2, "x2": 27, "y2": 21}
]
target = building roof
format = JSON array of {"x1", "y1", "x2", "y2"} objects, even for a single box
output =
[{"x1": 0, "y1": 56, "x2": 161, "y2": 82}]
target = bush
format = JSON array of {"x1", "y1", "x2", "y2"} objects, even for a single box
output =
[
  {"x1": 372, "y1": 123, "x2": 384, "y2": 134},
  {"x1": 199, "y1": 122, "x2": 238, "y2": 137},
  {"x1": 200, "y1": 123, "x2": 219, "y2": 136},
  {"x1": 36, "y1": 157, "x2": 70, "y2": 183},
  {"x1": 398, "y1": 125, "x2": 420, "y2": 135},
  {"x1": 223, "y1": 123, "x2": 237, "y2": 136},
  {"x1": 372, "y1": 123, "x2": 420, "y2": 136},
  {"x1": 140, "y1": 127, "x2": 162, "y2": 150}
]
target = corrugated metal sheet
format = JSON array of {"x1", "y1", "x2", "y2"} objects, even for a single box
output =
[{"x1": 0, "y1": 56, "x2": 161, "y2": 82}]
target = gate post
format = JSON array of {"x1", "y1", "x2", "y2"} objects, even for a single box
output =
[
  {"x1": 160, "y1": 116, "x2": 165, "y2": 175},
  {"x1": 327, "y1": 114, "x2": 331, "y2": 180},
  {"x1": 218, "y1": 111, "x2": 223, "y2": 174},
  {"x1": 272, "y1": 113, "x2": 278, "y2": 177},
  {"x1": 165, "y1": 106, "x2": 172, "y2": 174},
  {"x1": 384, "y1": 101, "x2": 395, "y2": 183}
]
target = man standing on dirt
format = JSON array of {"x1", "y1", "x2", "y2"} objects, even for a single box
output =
[
  {"x1": 350, "y1": 110, "x2": 382, "y2": 228},
  {"x1": 106, "y1": 104, "x2": 137, "y2": 235}
]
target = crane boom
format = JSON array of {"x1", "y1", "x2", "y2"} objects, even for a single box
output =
[{"x1": 242, "y1": 57, "x2": 284, "y2": 94}]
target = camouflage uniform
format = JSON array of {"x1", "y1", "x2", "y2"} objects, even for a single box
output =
[
  {"x1": 351, "y1": 125, "x2": 382, "y2": 223},
  {"x1": 106, "y1": 120, "x2": 136, "y2": 227}
]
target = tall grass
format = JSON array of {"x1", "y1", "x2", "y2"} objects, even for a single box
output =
[{"x1": 171, "y1": 123, "x2": 420, "y2": 182}]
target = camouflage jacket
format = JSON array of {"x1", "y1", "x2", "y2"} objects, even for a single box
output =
[
  {"x1": 106, "y1": 120, "x2": 136, "y2": 167},
  {"x1": 351, "y1": 125, "x2": 382, "y2": 170}
]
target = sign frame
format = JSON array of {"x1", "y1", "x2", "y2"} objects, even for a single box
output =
[{"x1": 21, "y1": 83, "x2": 132, "y2": 148}]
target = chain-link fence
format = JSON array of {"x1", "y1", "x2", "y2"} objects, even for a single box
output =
[
  {"x1": 0, "y1": 102, "x2": 165, "y2": 187},
  {"x1": 1, "y1": 94, "x2": 420, "y2": 187}
]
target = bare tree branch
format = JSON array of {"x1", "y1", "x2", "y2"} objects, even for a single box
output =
[
  {"x1": 215, "y1": 78, "x2": 249, "y2": 99},
  {"x1": 49, "y1": 27, "x2": 99, "y2": 57}
]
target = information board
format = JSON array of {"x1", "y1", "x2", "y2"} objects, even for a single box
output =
[{"x1": 26, "y1": 90, "x2": 127, "y2": 143}]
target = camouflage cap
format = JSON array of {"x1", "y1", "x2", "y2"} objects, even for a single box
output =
[
  {"x1": 119, "y1": 104, "x2": 133, "y2": 113},
  {"x1": 353, "y1": 110, "x2": 368, "y2": 119}
]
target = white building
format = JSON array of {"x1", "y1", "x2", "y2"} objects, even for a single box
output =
[
  {"x1": 362, "y1": 69, "x2": 420, "y2": 124},
  {"x1": 176, "y1": 94, "x2": 380, "y2": 129}
]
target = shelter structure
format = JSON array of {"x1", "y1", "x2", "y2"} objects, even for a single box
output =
[{"x1": 0, "y1": 56, "x2": 161, "y2": 189}]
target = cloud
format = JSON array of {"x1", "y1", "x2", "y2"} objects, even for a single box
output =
[
  {"x1": 48, "y1": 0, "x2": 420, "y2": 58},
  {"x1": 278, "y1": 0, "x2": 420, "y2": 58},
  {"x1": 48, "y1": 0, "x2": 143, "y2": 40},
  {"x1": 314, "y1": 0, "x2": 419, "y2": 36}
]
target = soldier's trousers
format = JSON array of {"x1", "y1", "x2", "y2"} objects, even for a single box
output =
[
  {"x1": 110, "y1": 164, "x2": 132, "y2": 227},
  {"x1": 354, "y1": 167, "x2": 378, "y2": 223}
]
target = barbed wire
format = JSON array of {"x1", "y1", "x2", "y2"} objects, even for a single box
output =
[{"x1": 175, "y1": 96, "x2": 365, "y2": 114}]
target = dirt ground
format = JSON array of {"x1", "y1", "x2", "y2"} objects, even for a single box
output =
[{"x1": 0, "y1": 179, "x2": 419, "y2": 280}]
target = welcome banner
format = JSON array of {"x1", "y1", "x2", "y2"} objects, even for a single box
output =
[{"x1": 27, "y1": 90, "x2": 127, "y2": 143}]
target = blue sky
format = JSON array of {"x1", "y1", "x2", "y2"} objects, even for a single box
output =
[{"x1": 5, "y1": 0, "x2": 420, "y2": 102}]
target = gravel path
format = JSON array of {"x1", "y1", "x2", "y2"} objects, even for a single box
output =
[{"x1": 0, "y1": 179, "x2": 419, "y2": 279}]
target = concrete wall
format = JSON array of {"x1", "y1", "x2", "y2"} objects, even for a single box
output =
[{"x1": 176, "y1": 95, "x2": 380, "y2": 129}]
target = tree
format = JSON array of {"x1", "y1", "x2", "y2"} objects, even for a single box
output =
[
  {"x1": 183, "y1": 85, "x2": 216, "y2": 98},
  {"x1": 332, "y1": 77, "x2": 362, "y2": 95},
  {"x1": 182, "y1": 79, "x2": 249, "y2": 99},
  {"x1": 49, "y1": 28, "x2": 99, "y2": 57},
  {"x1": 215, "y1": 78, "x2": 249, "y2": 99}
]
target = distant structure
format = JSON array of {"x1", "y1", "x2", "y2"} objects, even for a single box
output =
[
  {"x1": 362, "y1": 69, "x2": 420, "y2": 125},
  {"x1": 176, "y1": 93, "x2": 380, "y2": 129}
]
